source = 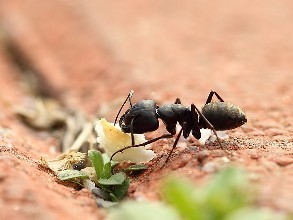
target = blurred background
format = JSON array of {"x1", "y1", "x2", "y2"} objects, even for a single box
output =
[
  {"x1": 0, "y1": 0, "x2": 292, "y2": 218},
  {"x1": 0, "y1": 0, "x2": 292, "y2": 114}
]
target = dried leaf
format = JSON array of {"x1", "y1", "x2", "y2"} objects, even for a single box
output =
[{"x1": 58, "y1": 170, "x2": 88, "y2": 180}]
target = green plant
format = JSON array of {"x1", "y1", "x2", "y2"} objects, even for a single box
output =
[
  {"x1": 107, "y1": 167, "x2": 286, "y2": 220},
  {"x1": 56, "y1": 149, "x2": 148, "y2": 205},
  {"x1": 107, "y1": 201, "x2": 181, "y2": 220},
  {"x1": 87, "y1": 149, "x2": 130, "y2": 202},
  {"x1": 163, "y1": 167, "x2": 261, "y2": 220},
  {"x1": 55, "y1": 149, "x2": 129, "y2": 203}
]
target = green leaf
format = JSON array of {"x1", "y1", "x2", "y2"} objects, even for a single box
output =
[
  {"x1": 163, "y1": 167, "x2": 256, "y2": 220},
  {"x1": 107, "y1": 201, "x2": 181, "y2": 220},
  {"x1": 98, "y1": 172, "x2": 126, "y2": 185},
  {"x1": 58, "y1": 170, "x2": 88, "y2": 181},
  {"x1": 224, "y1": 207, "x2": 285, "y2": 220},
  {"x1": 88, "y1": 149, "x2": 104, "y2": 179},
  {"x1": 101, "y1": 161, "x2": 112, "y2": 179},
  {"x1": 114, "y1": 178, "x2": 130, "y2": 200},
  {"x1": 102, "y1": 153, "x2": 111, "y2": 163},
  {"x1": 163, "y1": 176, "x2": 203, "y2": 220},
  {"x1": 101, "y1": 153, "x2": 119, "y2": 167},
  {"x1": 110, "y1": 193, "x2": 119, "y2": 202},
  {"x1": 203, "y1": 167, "x2": 250, "y2": 219},
  {"x1": 122, "y1": 164, "x2": 148, "y2": 172},
  {"x1": 111, "y1": 161, "x2": 119, "y2": 168}
]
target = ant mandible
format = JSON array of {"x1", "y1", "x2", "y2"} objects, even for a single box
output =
[{"x1": 110, "y1": 90, "x2": 247, "y2": 166}]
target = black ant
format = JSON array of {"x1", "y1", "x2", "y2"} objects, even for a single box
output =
[{"x1": 110, "y1": 90, "x2": 247, "y2": 166}]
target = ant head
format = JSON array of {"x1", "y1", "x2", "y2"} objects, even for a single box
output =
[{"x1": 119, "y1": 100, "x2": 160, "y2": 134}]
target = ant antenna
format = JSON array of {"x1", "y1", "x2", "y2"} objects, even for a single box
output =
[{"x1": 114, "y1": 90, "x2": 134, "y2": 125}]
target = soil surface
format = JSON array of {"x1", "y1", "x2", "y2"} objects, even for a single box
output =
[{"x1": 0, "y1": 0, "x2": 292, "y2": 219}]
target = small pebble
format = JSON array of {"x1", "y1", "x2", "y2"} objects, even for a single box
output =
[
  {"x1": 96, "y1": 198, "x2": 117, "y2": 208},
  {"x1": 248, "y1": 173, "x2": 260, "y2": 182},
  {"x1": 201, "y1": 161, "x2": 218, "y2": 173},
  {"x1": 247, "y1": 150, "x2": 261, "y2": 159},
  {"x1": 261, "y1": 159, "x2": 279, "y2": 171},
  {"x1": 170, "y1": 154, "x2": 191, "y2": 170},
  {"x1": 221, "y1": 156, "x2": 230, "y2": 163},
  {"x1": 92, "y1": 187, "x2": 111, "y2": 200},
  {"x1": 266, "y1": 128, "x2": 282, "y2": 136},
  {"x1": 196, "y1": 150, "x2": 209, "y2": 164},
  {"x1": 274, "y1": 157, "x2": 293, "y2": 167}
]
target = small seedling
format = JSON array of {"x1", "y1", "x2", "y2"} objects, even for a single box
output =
[
  {"x1": 88, "y1": 149, "x2": 105, "y2": 179},
  {"x1": 48, "y1": 148, "x2": 147, "y2": 206},
  {"x1": 87, "y1": 149, "x2": 130, "y2": 202}
]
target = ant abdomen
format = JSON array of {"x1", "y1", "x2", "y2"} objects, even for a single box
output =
[{"x1": 202, "y1": 102, "x2": 247, "y2": 131}]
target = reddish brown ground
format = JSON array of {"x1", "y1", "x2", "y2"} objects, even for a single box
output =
[{"x1": 0, "y1": 0, "x2": 292, "y2": 219}]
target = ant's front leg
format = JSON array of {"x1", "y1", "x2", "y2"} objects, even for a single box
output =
[
  {"x1": 205, "y1": 90, "x2": 225, "y2": 104},
  {"x1": 163, "y1": 126, "x2": 184, "y2": 166},
  {"x1": 130, "y1": 118, "x2": 135, "y2": 146},
  {"x1": 110, "y1": 133, "x2": 173, "y2": 161}
]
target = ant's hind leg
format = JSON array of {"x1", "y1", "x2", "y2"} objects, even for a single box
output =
[
  {"x1": 114, "y1": 90, "x2": 134, "y2": 125},
  {"x1": 192, "y1": 104, "x2": 230, "y2": 153},
  {"x1": 205, "y1": 90, "x2": 225, "y2": 104}
]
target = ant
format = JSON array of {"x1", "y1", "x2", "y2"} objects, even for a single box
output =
[{"x1": 110, "y1": 90, "x2": 247, "y2": 166}]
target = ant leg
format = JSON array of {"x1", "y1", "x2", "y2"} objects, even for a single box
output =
[
  {"x1": 192, "y1": 104, "x2": 229, "y2": 153},
  {"x1": 190, "y1": 104, "x2": 201, "y2": 139},
  {"x1": 205, "y1": 90, "x2": 225, "y2": 104},
  {"x1": 130, "y1": 118, "x2": 135, "y2": 146},
  {"x1": 175, "y1": 98, "x2": 182, "y2": 104},
  {"x1": 162, "y1": 127, "x2": 183, "y2": 166},
  {"x1": 110, "y1": 134, "x2": 173, "y2": 161},
  {"x1": 114, "y1": 90, "x2": 134, "y2": 125}
]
